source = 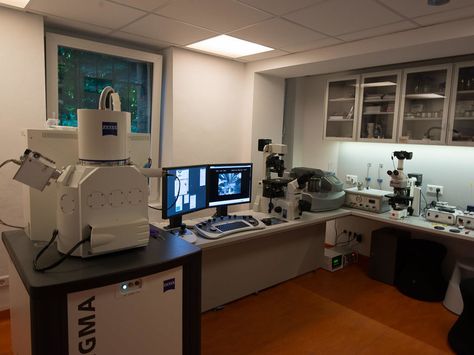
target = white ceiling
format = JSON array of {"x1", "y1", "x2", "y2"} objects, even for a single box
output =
[{"x1": 23, "y1": 0, "x2": 474, "y2": 62}]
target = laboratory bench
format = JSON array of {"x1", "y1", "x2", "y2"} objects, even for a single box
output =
[
  {"x1": 2, "y1": 230, "x2": 201, "y2": 355},
  {"x1": 154, "y1": 207, "x2": 474, "y2": 311}
]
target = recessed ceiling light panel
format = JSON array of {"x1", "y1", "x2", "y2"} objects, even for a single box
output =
[
  {"x1": 0, "y1": 0, "x2": 30, "y2": 8},
  {"x1": 186, "y1": 35, "x2": 273, "y2": 58}
]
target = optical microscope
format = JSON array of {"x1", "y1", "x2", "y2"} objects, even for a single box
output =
[
  {"x1": 385, "y1": 151, "x2": 422, "y2": 219},
  {"x1": 253, "y1": 139, "x2": 303, "y2": 220},
  {"x1": 12, "y1": 87, "x2": 162, "y2": 258}
]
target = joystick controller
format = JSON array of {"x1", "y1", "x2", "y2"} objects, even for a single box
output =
[{"x1": 170, "y1": 223, "x2": 198, "y2": 243}]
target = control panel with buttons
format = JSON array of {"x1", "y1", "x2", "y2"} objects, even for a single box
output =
[
  {"x1": 194, "y1": 215, "x2": 265, "y2": 240},
  {"x1": 344, "y1": 187, "x2": 392, "y2": 213}
]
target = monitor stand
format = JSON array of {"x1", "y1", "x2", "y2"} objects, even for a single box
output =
[
  {"x1": 166, "y1": 215, "x2": 183, "y2": 229},
  {"x1": 214, "y1": 206, "x2": 228, "y2": 217}
]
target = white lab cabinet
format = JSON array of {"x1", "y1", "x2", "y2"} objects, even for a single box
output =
[
  {"x1": 447, "y1": 61, "x2": 474, "y2": 145},
  {"x1": 357, "y1": 70, "x2": 402, "y2": 142},
  {"x1": 323, "y1": 76, "x2": 360, "y2": 141},
  {"x1": 398, "y1": 64, "x2": 452, "y2": 144}
]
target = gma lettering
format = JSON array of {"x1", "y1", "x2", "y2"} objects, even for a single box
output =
[{"x1": 77, "y1": 296, "x2": 96, "y2": 354}]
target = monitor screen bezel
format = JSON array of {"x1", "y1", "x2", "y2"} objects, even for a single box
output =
[
  {"x1": 161, "y1": 164, "x2": 209, "y2": 220},
  {"x1": 207, "y1": 163, "x2": 253, "y2": 208}
]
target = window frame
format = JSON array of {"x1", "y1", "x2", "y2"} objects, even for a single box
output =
[{"x1": 45, "y1": 33, "x2": 162, "y2": 200}]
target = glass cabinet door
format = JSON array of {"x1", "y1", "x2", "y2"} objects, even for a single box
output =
[
  {"x1": 358, "y1": 71, "x2": 400, "y2": 141},
  {"x1": 324, "y1": 76, "x2": 359, "y2": 140},
  {"x1": 399, "y1": 64, "x2": 451, "y2": 144},
  {"x1": 448, "y1": 62, "x2": 474, "y2": 145}
]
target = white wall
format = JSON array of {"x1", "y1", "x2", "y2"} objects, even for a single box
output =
[
  {"x1": 0, "y1": 8, "x2": 45, "y2": 310},
  {"x1": 162, "y1": 47, "x2": 247, "y2": 166},
  {"x1": 249, "y1": 73, "x2": 285, "y2": 195},
  {"x1": 338, "y1": 142, "x2": 474, "y2": 209}
]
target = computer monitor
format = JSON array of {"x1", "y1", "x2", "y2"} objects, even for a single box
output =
[
  {"x1": 207, "y1": 163, "x2": 253, "y2": 216},
  {"x1": 162, "y1": 165, "x2": 208, "y2": 228}
]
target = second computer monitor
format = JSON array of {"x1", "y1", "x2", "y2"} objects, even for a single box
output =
[{"x1": 208, "y1": 163, "x2": 252, "y2": 216}]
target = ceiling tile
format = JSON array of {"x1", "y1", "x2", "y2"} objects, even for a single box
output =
[
  {"x1": 378, "y1": 0, "x2": 474, "y2": 18},
  {"x1": 338, "y1": 20, "x2": 417, "y2": 41},
  {"x1": 230, "y1": 18, "x2": 327, "y2": 50},
  {"x1": 237, "y1": 49, "x2": 289, "y2": 62},
  {"x1": 413, "y1": 4, "x2": 474, "y2": 26},
  {"x1": 281, "y1": 37, "x2": 343, "y2": 52},
  {"x1": 121, "y1": 14, "x2": 217, "y2": 45},
  {"x1": 44, "y1": 15, "x2": 112, "y2": 34},
  {"x1": 236, "y1": 0, "x2": 325, "y2": 16},
  {"x1": 111, "y1": 0, "x2": 171, "y2": 12},
  {"x1": 154, "y1": 0, "x2": 272, "y2": 33},
  {"x1": 109, "y1": 31, "x2": 172, "y2": 49},
  {"x1": 284, "y1": 0, "x2": 403, "y2": 36},
  {"x1": 27, "y1": 0, "x2": 145, "y2": 30}
]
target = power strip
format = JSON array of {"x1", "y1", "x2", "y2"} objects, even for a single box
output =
[{"x1": 457, "y1": 213, "x2": 474, "y2": 229}]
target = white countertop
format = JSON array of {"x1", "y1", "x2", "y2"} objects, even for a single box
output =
[
  {"x1": 151, "y1": 207, "x2": 474, "y2": 249},
  {"x1": 151, "y1": 209, "x2": 350, "y2": 250}
]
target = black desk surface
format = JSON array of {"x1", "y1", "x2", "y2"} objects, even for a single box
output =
[{"x1": 2, "y1": 229, "x2": 201, "y2": 298}]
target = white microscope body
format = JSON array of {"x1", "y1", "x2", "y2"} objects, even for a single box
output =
[
  {"x1": 14, "y1": 87, "x2": 159, "y2": 257},
  {"x1": 386, "y1": 151, "x2": 421, "y2": 220},
  {"x1": 253, "y1": 141, "x2": 302, "y2": 220}
]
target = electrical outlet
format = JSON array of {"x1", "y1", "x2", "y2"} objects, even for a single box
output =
[
  {"x1": 0, "y1": 276, "x2": 9, "y2": 288},
  {"x1": 345, "y1": 175, "x2": 358, "y2": 185},
  {"x1": 427, "y1": 184, "x2": 444, "y2": 195}
]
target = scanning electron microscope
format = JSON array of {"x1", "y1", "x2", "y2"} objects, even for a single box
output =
[
  {"x1": 12, "y1": 87, "x2": 162, "y2": 258},
  {"x1": 385, "y1": 151, "x2": 422, "y2": 219}
]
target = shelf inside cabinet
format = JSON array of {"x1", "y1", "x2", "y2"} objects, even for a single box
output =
[
  {"x1": 328, "y1": 97, "x2": 355, "y2": 102},
  {"x1": 363, "y1": 99, "x2": 395, "y2": 103},
  {"x1": 403, "y1": 117, "x2": 442, "y2": 121},
  {"x1": 362, "y1": 112, "x2": 394, "y2": 115},
  {"x1": 327, "y1": 118, "x2": 354, "y2": 122},
  {"x1": 456, "y1": 90, "x2": 474, "y2": 94},
  {"x1": 454, "y1": 116, "x2": 474, "y2": 121},
  {"x1": 405, "y1": 93, "x2": 445, "y2": 99}
]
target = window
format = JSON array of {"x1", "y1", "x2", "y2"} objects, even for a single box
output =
[
  {"x1": 57, "y1": 46, "x2": 152, "y2": 133},
  {"x1": 46, "y1": 33, "x2": 162, "y2": 200}
]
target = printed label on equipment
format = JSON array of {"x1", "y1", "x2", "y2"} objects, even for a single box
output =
[{"x1": 102, "y1": 122, "x2": 118, "y2": 136}]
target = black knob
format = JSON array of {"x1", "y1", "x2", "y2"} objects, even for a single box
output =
[{"x1": 275, "y1": 206, "x2": 282, "y2": 213}]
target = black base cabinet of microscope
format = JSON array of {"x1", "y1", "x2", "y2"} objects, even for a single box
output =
[{"x1": 2, "y1": 230, "x2": 201, "y2": 355}]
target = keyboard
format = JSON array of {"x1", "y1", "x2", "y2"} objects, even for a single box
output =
[{"x1": 194, "y1": 215, "x2": 265, "y2": 239}]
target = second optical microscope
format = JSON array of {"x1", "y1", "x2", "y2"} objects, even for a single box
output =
[{"x1": 385, "y1": 151, "x2": 421, "y2": 219}]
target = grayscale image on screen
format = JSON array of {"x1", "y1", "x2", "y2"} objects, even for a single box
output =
[{"x1": 218, "y1": 173, "x2": 242, "y2": 196}]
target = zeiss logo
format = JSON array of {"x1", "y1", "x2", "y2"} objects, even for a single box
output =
[
  {"x1": 102, "y1": 121, "x2": 118, "y2": 136},
  {"x1": 163, "y1": 278, "x2": 175, "y2": 292}
]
